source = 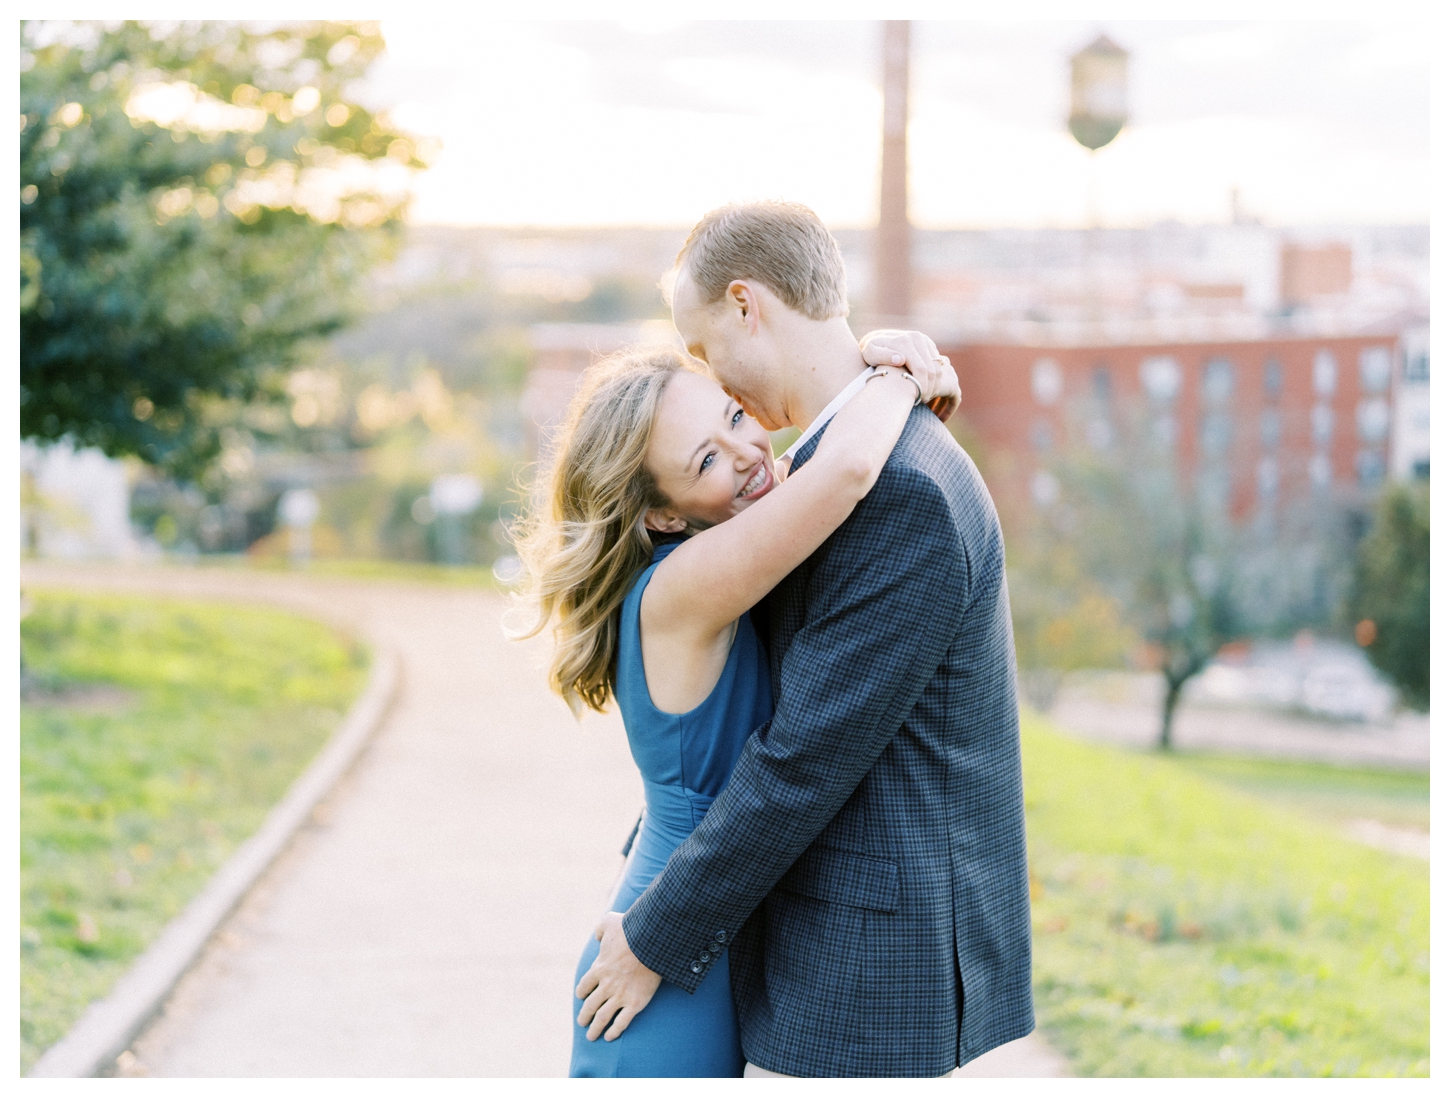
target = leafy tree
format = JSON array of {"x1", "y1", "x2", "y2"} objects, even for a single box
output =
[
  {"x1": 1352, "y1": 480, "x2": 1430, "y2": 710},
  {"x1": 1048, "y1": 438, "x2": 1241, "y2": 749},
  {"x1": 20, "y1": 20, "x2": 432, "y2": 477},
  {"x1": 1032, "y1": 401, "x2": 1262, "y2": 749},
  {"x1": 1033, "y1": 400, "x2": 1361, "y2": 748},
  {"x1": 1008, "y1": 539, "x2": 1139, "y2": 712}
]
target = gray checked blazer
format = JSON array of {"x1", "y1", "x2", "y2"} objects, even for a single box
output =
[{"x1": 621, "y1": 405, "x2": 1034, "y2": 1077}]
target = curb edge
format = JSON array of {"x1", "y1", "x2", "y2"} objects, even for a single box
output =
[{"x1": 27, "y1": 638, "x2": 401, "y2": 1078}]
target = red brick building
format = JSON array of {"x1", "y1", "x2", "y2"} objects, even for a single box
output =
[{"x1": 942, "y1": 332, "x2": 1398, "y2": 528}]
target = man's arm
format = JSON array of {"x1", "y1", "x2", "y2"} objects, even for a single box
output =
[{"x1": 625, "y1": 452, "x2": 971, "y2": 989}]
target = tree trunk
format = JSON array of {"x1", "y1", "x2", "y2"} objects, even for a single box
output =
[{"x1": 1159, "y1": 673, "x2": 1185, "y2": 750}]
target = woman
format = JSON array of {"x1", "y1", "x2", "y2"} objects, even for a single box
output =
[{"x1": 512, "y1": 334, "x2": 957, "y2": 1077}]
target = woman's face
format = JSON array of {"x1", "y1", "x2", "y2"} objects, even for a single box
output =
[{"x1": 643, "y1": 370, "x2": 776, "y2": 533}]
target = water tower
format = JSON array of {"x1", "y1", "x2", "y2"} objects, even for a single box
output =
[
  {"x1": 1068, "y1": 33, "x2": 1129, "y2": 153},
  {"x1": 1067, "y1": 33, "x2": 1129, "y2": 324}
]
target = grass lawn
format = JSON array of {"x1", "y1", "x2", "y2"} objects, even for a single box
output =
[
  {"x1": 19, "y1": 592, "x2": 369, "y2": 1075},
  {"x1": 1168, "y1": 753, "x2": 1429, "y2": 833},
  {"x1": 1022, "y1": 715, "x2": 1429, "y2": 1077},
  {"x1": 239, "y1": 556, "x2": 499, "y2": 587}
]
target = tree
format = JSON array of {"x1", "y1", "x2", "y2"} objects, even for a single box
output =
[
  {"x1": 1352, "y1": 480, "x2": 1430, "y2": 710},
  {"x1": 1049, "y1": 432, "x2": 1242, "y2": 749},
  {"x1": 1037, "y1": 399, "x2": 1276, "y2": 749},
  {"x1": 1034, "y1": 398, "x2": 1361, "y2": 748},
  {"x1": 1008, "y1": 538, "x2": 1139, "y2": 713},
  {"x1": 20, "y1": 20, "x2": 432, "y2": 477}
]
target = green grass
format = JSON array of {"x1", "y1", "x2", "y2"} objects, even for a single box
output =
[
  {"x1": 1167, "y1": 753, "x2": 1429, "y2": 832},
  {"x1": 1023, "y1": 716, "x2": 1429, "y2": 1077},
  {"x1": 19, "y1": 592, "x2": 369, "y2": 1075},
  {"x1": 159, "y1": 553, "x2": 501, "y2": 588},
  {"x1": 241, "y1": 556, "x2": 500, "y2": 587}
]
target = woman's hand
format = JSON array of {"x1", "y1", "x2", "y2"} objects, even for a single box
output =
[{"x1": 859, "y1": 329, "x2": 961, "y2": 422}]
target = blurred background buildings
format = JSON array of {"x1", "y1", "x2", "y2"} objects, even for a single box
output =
[
  {"x1": 20, "y1": 18, "x2": 1430, "y2": 723},
  {"x1": 25, "y1": 217, "x2": 1427, "y2": 559}
]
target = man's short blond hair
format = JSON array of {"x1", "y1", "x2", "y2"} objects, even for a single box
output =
[{"x1": 672, "y1": 201, "x2": 849, "y2": 321}]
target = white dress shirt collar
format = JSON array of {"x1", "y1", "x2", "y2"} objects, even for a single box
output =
[{"x1": 778, "y1": 366, "x2": 876, "y2": 474}]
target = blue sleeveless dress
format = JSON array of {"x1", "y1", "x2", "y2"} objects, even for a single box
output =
[{"x1": 570, "y1": 538, "x2": 773, "y2": 1077}]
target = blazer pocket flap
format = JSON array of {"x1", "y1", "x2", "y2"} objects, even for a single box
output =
[{"x1": 778, "y1": 847, "x2": 900, "y2": 913}]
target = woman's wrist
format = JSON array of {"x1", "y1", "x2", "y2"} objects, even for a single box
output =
[{"x1": 867, "y1": 366, "x2": 923, "y2": 406}]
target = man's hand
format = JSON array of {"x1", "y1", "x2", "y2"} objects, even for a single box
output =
[
  {"x1": 574, "y1": 911, "x2": 663, "y2": 1042},
  {"x1": 859, "y1": 329, "x2": 961, "y2": 423}
]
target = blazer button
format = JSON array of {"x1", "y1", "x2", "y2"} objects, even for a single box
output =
[
  {"x1": 715, "y1": 931, "x2": 727, "y2": 943},
  {"x1": 699, "y1": 952, "x2": 711, "y2": 962},
  {"x1": 690, "y1": 962, "x2": 703, "y2": 974},
  {"x1": 708, "y1": 942, "x2": 721, "y2": 953}
]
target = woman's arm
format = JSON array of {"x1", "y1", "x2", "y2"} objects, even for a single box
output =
[
  {"x1": 643, "y1": 355, "x2": 951, "y2": 648},
  {"x1": 859, "y1": 328, "x2": 960, "y2": 421}
]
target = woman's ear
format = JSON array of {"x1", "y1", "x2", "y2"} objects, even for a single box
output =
[{"x1": 643, "y1": 508, "x2": 687, "y2": 535}]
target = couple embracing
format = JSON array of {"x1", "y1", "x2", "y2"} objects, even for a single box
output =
[{"x1": 514, "y1": 201, "x2": 1033, "y2": 1078}]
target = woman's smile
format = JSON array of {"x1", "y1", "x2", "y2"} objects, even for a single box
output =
[
  {"x1": 736, "y1": 460, "x2": 773, "y2": 501},
  {"x1": 643, "y1": 370, "x2": 777, "y2": 531}
]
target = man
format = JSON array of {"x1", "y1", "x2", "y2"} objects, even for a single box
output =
[{"x1": 577, "y1": 201, "x2": 1033, "y2": 1077}]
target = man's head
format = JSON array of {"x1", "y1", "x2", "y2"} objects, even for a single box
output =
[{"x1": 668, "y1": 201, "x2": 849, "y2": 430}]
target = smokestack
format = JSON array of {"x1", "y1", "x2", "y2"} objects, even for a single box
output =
[{"x1": 875, "y1": 20, "x2": 912, "y2": 322}]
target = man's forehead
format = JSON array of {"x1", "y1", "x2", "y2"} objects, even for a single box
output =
[
  {"x1": 670, "y1": 277, "x2": 711, "y2": 360},
  {"x1": 670, "y1": 267, "x2": 705, "y2": 314}
]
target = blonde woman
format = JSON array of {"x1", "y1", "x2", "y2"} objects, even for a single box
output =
[{"x1": 514, "y1": 332, "x2": 957, "y2": 1077}]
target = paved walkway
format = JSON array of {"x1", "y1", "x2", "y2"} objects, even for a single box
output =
[
  {"x1": 1048, "y1": 672, "x2": 1430, "y2": 770},
  {"x1": 22, "y1": 563, "x2": 1064, "y2": 1078}
]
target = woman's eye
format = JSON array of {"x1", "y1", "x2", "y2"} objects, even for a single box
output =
[
  {"x1": 700, "y1": 452, "x2": 715, "y2": 473},
  {"x1": 731, "y1": 409, "x2": 744, "y2": 426}
]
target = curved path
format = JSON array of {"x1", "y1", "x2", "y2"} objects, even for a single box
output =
[{"x1": 21, "y1": 563, "x2": 1064, "y2": 1078}]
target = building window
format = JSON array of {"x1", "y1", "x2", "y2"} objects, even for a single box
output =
[
  {"x1": 1359, "y1": 347, "x2": 1391, "y2": 393},
  {"x1": 1031, "y1": 470, "x2": 1060, "y2": 507},
  {"x1": 1091, "y1": 365, "x2": 1113, "y2": 404},
  {"x1": 1140, "y1": 356, "x2": 1182, "y2": 404},
  {"x1": 1087, "y1": 418, "x2": 1114, "y2": 451},
  {"x1": 1356, "y1": 398, "x2": 1389, "y2": 443},
  {"x1": 1356, "y1": 450, "x2": 1386, "y2": 488},
  {"x1": 1152, "y1": 414, "x2": 1179, "y2": 448},
  {"x1": 1311, "y1": 404, "x2": 1334, "y2": 446},
  {"x1": 1197, "y1": 468, "x2": 1231, "y2": 513},
  {"x1": 1404, "y1": 349, "x2": 1430, "y2": 383},
  {"x1": 1263, "y1": 358, "x2": 1283, "y2": 399},
  {"x1": 1260, "y1": 409, "x2": 1282, "y2": 449},
  {"x1": 1309, "y1": 452, "x2": 1333, "y2": 491},
  {"x1": 1200, "y1": 412, "x2": 1233, "y2": 456},
  {"x1": 1031, "y1": 418, "x2": 1054, "y2": 452},
  {"x1": 1257, "y1": 456, "x2": 1279, "y2": 500},
  {"x1": 1201, "y1": 358, "x2": 1234, "y2": 406},
  {"x1": 1313, "y1": 349, "x2": 1337, "y2": 396},
  {"x1": 1032, "y1": 358, "x2": 1063, "y2": 405}
]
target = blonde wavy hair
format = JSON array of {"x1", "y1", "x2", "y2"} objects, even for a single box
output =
[{"x1": 509, "y1": 347, "x2": 695, "y2": 715}]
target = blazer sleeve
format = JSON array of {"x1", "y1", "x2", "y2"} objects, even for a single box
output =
[{"x1": 621, "y1": 462, "x2": 971, "y2": 992}]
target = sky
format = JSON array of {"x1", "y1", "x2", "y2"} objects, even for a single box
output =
[{"x1": 363, "y1": 19, "x2": 1430, "y2": 229}]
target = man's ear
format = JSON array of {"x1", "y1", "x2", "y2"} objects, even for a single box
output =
[
  {"x1": 643, "y1": 508, "x2": 687, "y2": 535},
  {"x1": 726, "y1": 280, "x2": 760, "y2": 335}
]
